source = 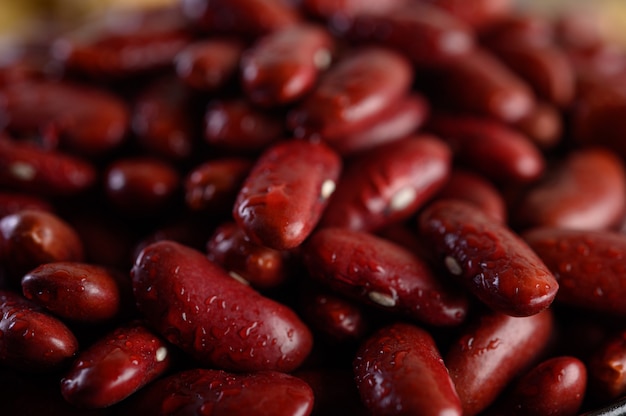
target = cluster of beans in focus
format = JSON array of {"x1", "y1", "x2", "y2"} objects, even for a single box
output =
[{"x1": 4, "y1": 0, "x2": 626, "y2": 415}]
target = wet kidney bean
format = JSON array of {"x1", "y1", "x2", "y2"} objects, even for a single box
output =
[
  {"x1": 304, "y1": 227, "x2": 468, "y2": 326},
  {"x1": 353, "y1": 322, "x2": 462, "y2": 416},
  {"x1": 0, "y1": 290, "x2": 78, "y2": 371},
  {"x1": 419, "y1": 200, "x2": 558, "y2": 316},
  {"x1": 588, "y1": 330, "x2": 626, "y2": 401},
  {"x1": 21, "y1": 262, "x2": 121, "y2": 323},
  {"x1": 131, "y1": 240, "x2": 313, "y2": 372},
  {"x1": 61, "y1": 322, "x2": 171, "y2": 409},
  {"x1": 446, "y1": 309, "x2": 554, "y2": 416},
  {"x1": 233, "y1": 139, "x2": 341, "y2": 250}
]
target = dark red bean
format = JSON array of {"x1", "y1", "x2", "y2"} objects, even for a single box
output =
[
  {"x1": 479, "y1": 13, "x2": 555, "y2": 47},
  {"x1": 588, "y1": 330, "x2": 626, "y2": 401},
  {"x1": 301, "y1": 0, "x2": 410, "y2": 20},
  {"x1": 123, "y1": 368, "x2": 314, "y2": 416},
  {"x1": 423, "y1": 0, "x2": 513, "y2": 30},
  {"x1": 0, "y1": 191, "x2": 53, "y2": 219},
  {"x1": 295, "y1": 368, "x2": 368, "y2": 416},
  {"x1": 446, "y1": 309, "x2": 555, "y2": 416},
  {"x1": 511, "y1": 101, "x2": 563, "y2": 150},
  {"x1": 233, "y1": 140, "x2": 341, "y2": 250},
  {"x1": 241, "y1": 24, "x2": 334, "y2": 106},
  {"x1": 131, "y1": 240, "x2": 313, "y2": 372},
  {"x1": 288, "y1": 47, "x2": 412, "y2": 141},
  {"x1": 354, "y1": 322, "x2": 463, "y2": 416},
  {"x1": 0, "y1": 290, "x2": 78, "y2": 371},
  {"x1": 419, "y1": 200, "x2": 558, "y2": 316},
  {"x1": 61, "y1": 323, "x2": 171, "y2": 408},
  {"x1": 21, "y1": 262, "x2": 121, "y2": 323},
  {"x1": 321, "y1": 135, "x2": 451, "y2": 232},
  {"x1": 305, "y1": 227, "x2": 468, "y2": 326}
]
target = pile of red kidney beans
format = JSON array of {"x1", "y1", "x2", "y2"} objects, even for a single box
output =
[{"x1": 4, "y1": 0, "x2": 626, "y2": 414}]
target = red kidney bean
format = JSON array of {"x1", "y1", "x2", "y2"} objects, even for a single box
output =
[
  {"x1": 0, "y1": 80, "x2": 129, "y2": 155},
  {"x1": 132, "y1": 240, "x2": 313, "y2": 372},
  {"x1": 104, "y1": 157, "x2": 180, "y2": 216},
  {"x1": 21, "y1": 262, "x2": 121, "y2": 323},
  {"x1": 480, "y1": 13, "x2": 555, "y2": 47},
  {"x1": 419, "y1": 199, "x2": 558, "y2": 316},
  {"x1": 555, "y1": 9, "x2": 606, "y2": 50},
  {"x1": 0, "y1": 290, "x2": 79, "y2": 371},
  {"x1": 184, "y1": 158, "x2": 253, "y2": 214},
  {"x1": 204, "y1": 99, "x2": 284, "y2": 152},
  {"x1": 321, "y1": 135, "x2": 451, "y2": 232},
  {"x1": 427, "y1": 114, "x2": 545, "y2": 184},
  {"x1": 305, "y1": 227, "x2": 468, "y2": 326},
  {"x1": 123, "y1": 368, "x2": 314, "y2": 416},
  {"x1": 446, "y1": 309, "x2": 554, "y2": 416},
  {"x1": 588, "y1": 330, "x2": 626, "y2": 401},
  {"x1": 241, "y1": 24, "x2": 334, "y2": 106},
  {"x1": 233, "y1": 140, "x2": 341, "y2": 250},
  {"x1": 421, "y1": 0, "x2": 513, "y2": 30},
  {"x1": 336, "y1": 3, "x2": 474, "y2": 67},
  {"x1": 0, "y1": 137, "x2": 96, "y2": 196},
  {"x1": 206, "y1": 222, "x2": 288, "y2": 289},
  {"x1": 512, "y1": 100, "x2": 563, "y2": 150},
  {"x1": 175, "y1": 38, "x2": 245, "y2": 91},
  {"x1": 288, "y1": 47, "x2": 412, "y2": 141},
  {"x1": 61, "y1": 322, "x2": 170, "y2": 408},
  {"x1": 0, "y1": 191, "x2": 53, "y2": 218},
  {"x1": 523, "y1": 228, "x2": 626, "y2": 318},
  {"x1": 354, "y1": 322, "x2": 463, "y2": 416},
  {"x1": 0, "y1": 209, "x2": 84, "y2": 283},
  {"x1": 514, "y1": 148, "x2": 626, "y2": 231},
  {"x1": 302, "y1": 0, "x2": 410, "y2": 20}
]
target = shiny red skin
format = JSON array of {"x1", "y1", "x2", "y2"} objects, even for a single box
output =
[
  {"x1": 131, "y1": 240, "x2": 313, "y2": 372},
  {"x1": 184, "y1": 158, "x2": 253, "y2": 214},
  {"x1": 421, "y1": 0, "x2": 513, "y2": 30},
  {"x1": 445, "y1": 310, "x2": 555, "y2": 416},
  {"x1": 22, "y1": 262, "x2": 121, "y2": 323},
  {"x1": 0, "y1": 138, "x2": 96, "y2": 196},
  {"x1": 104, "y1": 157, "x2": 180, "y2": 216},
  {"x1": 241, "y1": 24, "x2": 334, "y2": 106},
  {"x1": 588, "y1": 331, "x2": 626, "y2": 401},
  {"x1": 353, "y1": 323, "x2": 463, "y2": 416},
  {"x1": 233, "y1": 140, "x2": 341, "y2": 250},
  {"x1": 304, "y1": 227, "x2": 468, "y2": 326},
  {"x1": 515, "y1": 148, "x2": 626, "y2": 231},
  {"x1": 288, "y1": 47, "x2": 412, "y2": 141},
  {"x1": 0, "y1": 81, "x2": 129, "y2": 156},
  {"x1": 427, "y1": 114, "x2": 545, "y2": 184},
  {"x1": 124, "y1": 369, "x2": 314, "y2": 416},
  {"x1": 338, "y1": 3, "x2": 474, "y2": 68},
  {"x1": 204, "y1": 100, "x2": 284, "y2": 152},
  {"x1": 512, "y1": 101, "x2": 562, "y2": 150},
  {"x1": 206, "y1": 222, "x2": 288, "y2": 289},
  {"x1": 419, "y1": 200, "x2": 558, "y2": 316},
  {"x1": 321, "y1": 136, "x2": 451, "y2": 232},
  {"x1": 0, "y1": 290, "x2": 78, "y2": 371},
  {"x1": 524, "y1": 228, "x2": 626, "y2": 317},
  {"x1": 175, "y1": 38, "x2": 244, "y2": 91},
  {"x1": 500, "y1": 356, "x2": 587, "y2": 416},
  {"x1": 0, "y1": 210, "x2": 84, "y2": 282},
  {"x1": 0, "y1": 192, "x2": 53, "y2": 219},
  {"x1": 61, "y1": 323, "x2": 171, "y2": 408}
]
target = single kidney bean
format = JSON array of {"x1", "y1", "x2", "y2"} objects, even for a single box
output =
[
  {"x1": 588, "y1": 330, "x2": 626, "y2": 401},
  {"x1": 0, "y1": 191, "x2": 53, "y2": 218},
  {"x1": 419, "y1": 200, "x2": 558, "y2": 316},
  {"x1": 206, "y1": 222, "x2": 288, "y2": 289},
  {"x1": 0, "y1": 290, "x2": 78, "y2": 371},
  {"x1": 184, "y1": 158, "x2": 253, "y2": 214},
  {"x1": 104, "y1": 157, "x2": 180, "y2": 216},
  {"x1": 61, "y1": 322, "x2": 171, "y2": 409},
  {"x1": 0, "y1": 137, "x2": 97, "y2": 196},
  {"x1": 123, "y1": 368, "x2": 314, "y2": 416},
  {"x1": 0, "y1": 80, "x2": 129, "y2": 156},
  {"x1": 132, "y1": 240, "x2": 313, "y2": 372},
  {"x1": 0, "y1": 209, "x2": 84, "y2": 283},
  {"x1": 523, "y1": 228, "x2": 626, "y2": 318},
  {"x1": 479, "y1": 13, "x2": 555, "y2": 47},
  {"x1": 233, "y1": 140, "x2": 341, "y2": 250},
  {"x1": 287, "y1": 47, "x2": 412, "y2": 141},
  {"x1": 336, "y1": 3, "x2": 474, "y2": 68},
  {"x1": 241, "y1": 24, "x2": 334, "y2": 106},
  {"x1": 427, "y1": 114, "x2": 545, "y2": 184},
  {"x1": 420, "y1": 0, "x2": 513, "y2": 30},
  {"x1": 175, "y1": 38, "x2": 245, "y2": 91},
  {"x1": 21, "y1": 262, "x2": 121, "y2": 323},
  {"x1": 204, "y1": 99, "x2": 284, "y2": 152},
  {"x1": 321, "y1": 135, "x2": 451, "y2": 232},
  {"x1": 514, "y1": 148, "x2": 626, "y2": 231},
  {"x1": 511, "y1": 101, "x2": 563, "y2": 150},
  {"x1": 446, "y1": 309, "x2": 554, "y2": 416},
  {"x1": 304, "y1": 227, "x2": 468, "y2": 326},
  {"x1": 353, "y1": 322, "x2": 463, "y2": 416}
]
